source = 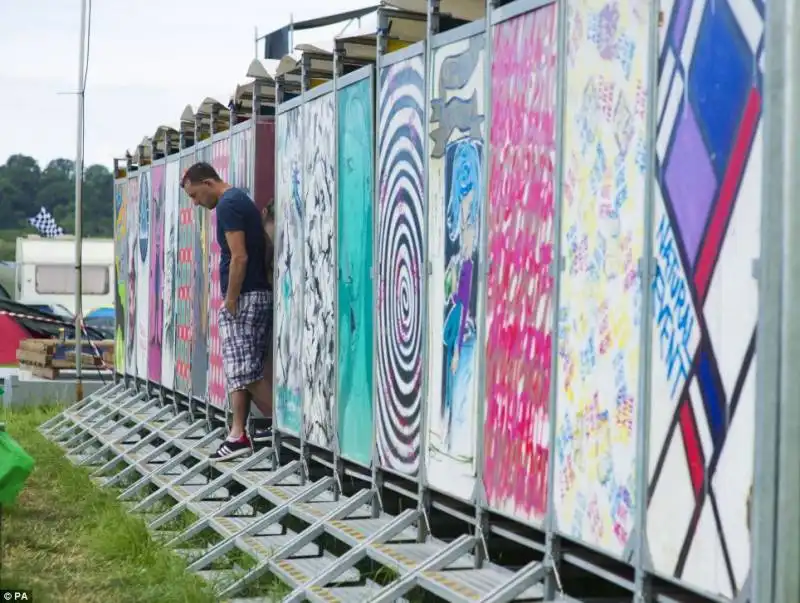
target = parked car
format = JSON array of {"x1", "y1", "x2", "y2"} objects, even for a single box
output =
[
  {"x1": 22, "y1": 303, "x2": 74, "y2": 322},
  {"x1": 84, "y1": 307, "x2": 115, "y2": 340}
]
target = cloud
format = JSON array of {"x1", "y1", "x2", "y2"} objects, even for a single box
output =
[{"x1": 0, "y1": 0, "x2": 370, "y2": 168}]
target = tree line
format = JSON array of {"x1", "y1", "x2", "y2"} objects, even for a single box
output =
[{"x1": 0, "y1": 154, "x2": 114, "y2": 260}]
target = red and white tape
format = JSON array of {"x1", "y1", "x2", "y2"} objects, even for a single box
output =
[{"x1": 0, "y1": 309, "x2": 112, "y2": 370}]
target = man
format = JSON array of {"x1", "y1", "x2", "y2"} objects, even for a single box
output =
[{"x1": 181, "y1": 162, "x2": 273, "y2": 461}]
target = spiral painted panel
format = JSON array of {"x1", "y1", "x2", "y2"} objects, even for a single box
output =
[{"x1": 375, "y1": 55, "x2": 426, "y2": 475}]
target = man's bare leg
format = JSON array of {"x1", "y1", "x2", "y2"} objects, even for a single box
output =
[
  {"x1": 246, "y1": 377, "x2": 273, "y2": 418},
  {"x1": 228, "y1": 389, "x2": 250, "y2": 440},
  {"x1": 210, "y1": 389, "x2": 253, "y2": 461}
]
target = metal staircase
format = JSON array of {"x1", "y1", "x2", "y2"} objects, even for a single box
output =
[{"x1": 40, "y1": 384, "x2": 555, "y2": 602}]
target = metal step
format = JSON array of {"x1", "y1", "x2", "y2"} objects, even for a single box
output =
[
  {"x1": 58, "y1": 389, "x2": 149, "y2": 433},
  {"x1": 38, "y1": 385, "x2": 551, "y2": 602},
  {"x1": 312, "y1": 512, "x2": 546, "y2": 602},
  {"x1": 173, "y1": 547, "x2": 212, "y2": 563},
  {"x1": 90, "y1": 419, "x2": 209, "y2": 486},
  {"x1": 307, "y1": 583, "x2": 387, "y2": 603},
  {"x1": 196, "y1": 569, "x2": 239, "y2": 591},
  {"x1": 147, "y1": 449, "x2": 280, "y2": 530},
  {"x1": 38, "y1": 382, "x2": 124, "y2": 435},
  {"x1": 71, "y1": 410, "x2": 191, "y2": 467},
  {"x1": 78, "y1": 412, "x2": 192, "y2": 469},
  {"x1": 116, "y1": 429, "x2": 225, "y2": 499},
  {"x1": 50, "y1": 390, "x2": 146, "y2": 443},
  {"x1": 40, "y1": 382, "x2": 121, "y2": 426}
]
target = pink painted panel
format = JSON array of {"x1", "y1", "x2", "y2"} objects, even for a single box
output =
[
  {"x1": 148, "y1": 164, "x2": 165, "y2": 383},
  {"x1": 208, "y1": 137, "x2": 230, "y2": 407},
  {"x1": 482, "y1": 4, "x2": 558, "y2": 526}
]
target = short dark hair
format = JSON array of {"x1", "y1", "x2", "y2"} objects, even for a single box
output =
[{"x1": 181, "y1": 162, "x2": 221, "y2": 186}]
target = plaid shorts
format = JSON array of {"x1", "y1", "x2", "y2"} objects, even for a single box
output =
[{"x1": 219, "y1": 290, "x2": 273, "y2": 392}]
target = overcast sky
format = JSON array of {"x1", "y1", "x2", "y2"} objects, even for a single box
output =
[{"x1": 0, "y1": 0, "x2": 371, "y2": 169}]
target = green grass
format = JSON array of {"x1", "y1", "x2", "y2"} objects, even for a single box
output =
[{"x1": 0, "y1": 405, "x2": 292, "y2": 602}]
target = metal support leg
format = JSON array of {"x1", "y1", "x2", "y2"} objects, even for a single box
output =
[
  {"x1": 164, "y1": 461, "x2": 304, "y2": 548},
  {"x1": 149, "y1": 456, "x2": 300, "y2": 531},
  {"x1": 38, "y1": 382, "x2": 121, "y2": 433},
  {"x1": 92, "y1": 419, "x2": 205, "y2": 481},
  {"x1": 117, "y1": 427, "x2": 224, "y2": 500},
  {"x1": 282, "y1": 509, "x2": 420, "y2": 603},
  {"x1": 57, "y1": 391, "x2": 147, "y2": 444},
  {"x1": 53, "y1": 389, "x2": 136, "y2": 441},
  {"x1": 62, "y1": 387, "x2": 138, "y2": 426},
  {"x1": 69, "y1": 404, "x2": 173, "y2": 460},
  {"x1": 218, "y1": 489, "x2": 375, "y2": 597},
  {"x1": 80, "y1": 411, "x2": 190, "y2": 468},
  {"x1": 480, "y1": 560, "x2": 548, "y2": 603},
  {"x1": 185, "y1": 477, "x2": 336, "y2": 572},
  {"x1": 369, "y1": 535, "x2": 477, "y2": 603},
  {"x1": 130, "y1": 458, "x2": 213, "y2": 513}
]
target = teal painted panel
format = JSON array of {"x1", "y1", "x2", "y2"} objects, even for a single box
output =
[{"x1": 336, "y1": 76, "x2": 375, "y2": 466}]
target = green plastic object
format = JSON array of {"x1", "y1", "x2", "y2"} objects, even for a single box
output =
[{"x1": 0, "y1": 426, "x2": 35, "y2": 506}]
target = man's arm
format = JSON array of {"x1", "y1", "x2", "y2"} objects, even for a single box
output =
[
  {"x1": 218, "y1": 199, "x2": 248, "y2": 310},
  {"x1": 225, "y1": 230, "x2": 248, "y2": 307}
]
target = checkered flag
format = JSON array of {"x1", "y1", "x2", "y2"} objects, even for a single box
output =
[{"x1": 28, "y1": 206, "x2": 65, "y2": 238}]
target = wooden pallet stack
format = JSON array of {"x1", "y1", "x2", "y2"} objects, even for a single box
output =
[{"x1": 16, "y1": 339, "x2": 114, "y2": 379}]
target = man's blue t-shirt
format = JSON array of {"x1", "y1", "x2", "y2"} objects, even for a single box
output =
[{"x1": 216, "y1": 187, "x2": 269, "y2": 298}]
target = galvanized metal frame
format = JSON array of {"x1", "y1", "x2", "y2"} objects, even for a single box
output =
[
  {"x1": 39, "y1": 0, "x2": 785, "y2": 599},
  {"x1": 490, "y1": 0, "x2": 553, "y2": 24},
  {"x1": 80, "y1": 409, "x2": 190, "y2": 469},
  {"x1": 303, "y1": 78, "x2": 334, "y2": 103},
  {"x1": 749, "y1": 3, "x2": 800, "y2": 603},
  {"x1": 40, "y1": 386, "x2": 138, "y2": 442},
  {"x1": 372, "y1": 20, "x2": 388, "y2": 517},
  {"x1": 630, "y1": 0, "x2": 661, "y2": 599},
  {"x1": 296, "y1": 58, "x2": 310, "y2": 482},
  {"x1": 379, "y1": 40, "x2": 425, "y2": 68},
  {"x1": 331, "y1": 45, "x2": 343, "y2": 493},
  {"x1": 94, "y1": 418, "x2": 210, "y2": 489},
  {"x1": 429, "y1": 17, "x2": 486, "y2": 50},
  {"x1": 771, "y1": 5, "x2": 800, "y2": 594},
  {"x1": 50, "y1": 393, "x2": 154, "y2": 452},
  {"x1": 423, "y1": 7, "x2": 489, "y2": 511},
  {"x1": 38, "y1": 382, "x2": 121, "y2": 433},
  {"x1": 472, "y1": 0, "x2": 494, "y2": 568},
  {"x1": 544, "y1": 0, "x2": 568, "y2": 597},
  {"x1": 40, "y1": 376, "x2": 626, "y2": 602},
  {"x1": 230, "y1": 118, "x2": 252, "y2": 135},
  {"x1": 416, "y1": 0, "x2": 437, "y2": 538},
  {"x1": 335, "y1": 62, "x2": 372, "y2": 91},
  {"x1": 271, "y1": 74, "x2": 285, "y2": 470}
]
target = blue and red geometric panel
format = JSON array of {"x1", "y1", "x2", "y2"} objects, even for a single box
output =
[{"x1": 647, "y1": 0, "x2": 762, "y2": 598}]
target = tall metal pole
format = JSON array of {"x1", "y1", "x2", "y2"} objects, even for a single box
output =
[
  {"x1": 73, "y1": 0, "x2": 88, "y2": 402},
  {"x1": 753, "y1": 1, "x2": 800, "y2": 602},
  {"x1": 772, "y1": 1, "x2": 800, "y2": 599}
]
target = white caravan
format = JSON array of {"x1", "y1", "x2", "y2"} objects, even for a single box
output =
[{"x1": 15, "y1": 235, "x2": 114, "y2": 316}]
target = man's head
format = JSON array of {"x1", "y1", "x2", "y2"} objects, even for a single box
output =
[{"x1": 181, "y1": 162, "x2": 227, "y2": 209}]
